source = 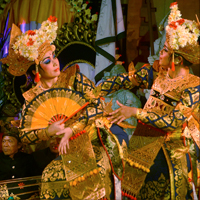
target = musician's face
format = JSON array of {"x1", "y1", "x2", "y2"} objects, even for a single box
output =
[
  {"x1": 2, "y1": 136, "x2": 21, "y2": 158},
  {"x1": 39, "y1": 50, "x2": 60, "y2": 79}
]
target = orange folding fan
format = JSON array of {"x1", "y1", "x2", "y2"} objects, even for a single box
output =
[{"x1": 20, "y1": 88, "x2": 89, "y2": 131}]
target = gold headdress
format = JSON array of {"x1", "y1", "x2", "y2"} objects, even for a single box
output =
[
  {"x1": 0, "y1": 16, "x2": 58, "y2": 77},
  {"x1": 165, "y1": 2, "x2": 200, "y2": 69}
]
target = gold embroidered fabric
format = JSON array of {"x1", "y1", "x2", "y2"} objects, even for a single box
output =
[
  {"x1": 137, "y1": 173, "x2": 171, "y2": 200},
  {"x1": 41, "y1": 181, "x2": 70, "y2": 199},
  {"x1": 40, "y1": 134, "x2": 114, "y2": 199},
  {"x1": 153, "y1": 71, "x2": 189, "y2": 95},
  {"x1": 69, "y1": 174, "x2": 105, "y2": 200},
  {"x1": 92, "y1": 145, "x2": 112, "y2": 200},
  {"x1": 188, "y1": 115, "x2": 200, "y2": 149},
  {"x1": 122, "y1": 134, "x2": 165, "y2": 196},
  {"x1": 170, "y1": 151, "x2": 190, "y2": 200},
  {"x1": 41, "y1": 159, "x2": 68, "y2": 199},
  {"x1": 61, "y1": 133, "x2": 97, "y2": 182},
  {"x1": 136, "y1": 73, "x2": 200, "y2": 132}
]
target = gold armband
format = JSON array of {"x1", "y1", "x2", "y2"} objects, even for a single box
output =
[
  {"x1": 69, "y1": 122, "x2": 86, "y2": 135},
  {"x1": 135, "y1": 108, "x2": 143, "y2": 119},
  {"x1": 129, "y1": 73, "x2": 139, "y2": 86}
]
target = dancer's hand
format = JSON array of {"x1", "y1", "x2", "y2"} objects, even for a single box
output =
[
  {"x1": 56, "y1": 127, "x2": 73, "y2": 155},
  {"x1": 107, "y1": 100, "x2": 137, "y2": 124},
  {"x1": 47, "y1": 119, "x2": 65, "y2": 137}
]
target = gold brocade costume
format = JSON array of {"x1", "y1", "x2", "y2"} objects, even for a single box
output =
[
  {"x1": 90, "y1": 60, "x2": 200, "y2": 199},
  {"x1": 126, "y1": 68, "x2": 200, "y2": 199},
  {"x1": 19, "y1": 65, "x2": 127, "y2": 200},
  {"x1": 20, "y1": 60, "x2": 199, "y2": 199}
]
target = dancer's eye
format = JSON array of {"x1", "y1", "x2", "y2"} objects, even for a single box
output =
[{"x1": 43, "y1": 59, "x2": 51, "y2": 64}]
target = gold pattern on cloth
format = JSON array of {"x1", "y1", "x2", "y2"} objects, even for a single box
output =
[
  {"x1": 61, "y1": 133, "x2": 97, "y2": 182},
  {"x1": 122, "y1": 135, "x2": 165, "y2": 196},
  {"x1": 85, "y1": 123, "x2": 98, "y2": 141},
  {"x1": 171, "y1": 152, "x2": 190, "y2": 200},
  {"x1": 41, "y1": 159, "x2": 68, "y2": 199},
  {"x1": 40, "y1": 181, "x2": 70, "y2": 199},
  {"x1": 153, "y1": 71, "x2": 190, "y2": 95},
  {"x1": 165, "y1": 135, "x2": 192, "y2": 200},
  {"x1": 136, "y1": 73, "x2": 200, "y2": 133},
  {"x1": 42, "y1": 160, "x2": 66, "y2": 182},
  {"x1": 143, "y1": 96, "x2": 174, "y2": 116},
  {"x1": 188, "y1": 115, "x2": 200, "y2": 149},
  {"x1": 69, "y1": 175, "x2": 105, "y2": 200},
  {"x1": 128, "y1": 136, "x2": 164, "y2": 169},
  {"x1": 92, "y1": 145, "x2": 112, "y2": 200},
  {"x1": 161, "y1": 145, "x2": 175, "y2": 200},
  {"x1": 40, "y1": 141, "x2": 113, "y2": 200},
  {"x1": 76, "y1": 73, "x2": 96, "y2": 96},
  {"x1": 137, "y1": 173, "x2": 171, "y2": 200},
  {"x1": 142, "y1": 73, "x2": 199, "y2": 117},
  {"x1": 69, "y1": 121, "x2": 87, "y2": 135}
]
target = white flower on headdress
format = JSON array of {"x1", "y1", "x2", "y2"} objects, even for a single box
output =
[
  {"x1": 12, "y1": 16, "x2": 58, "y2": 61},
  {"x1": 166, "y1": 2, "x2": 200, "y2": 50}
]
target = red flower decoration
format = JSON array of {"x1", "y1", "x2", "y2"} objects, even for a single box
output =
[
  {"x1": 170, "y1": 2, "x2": 177, "y2": 8},
  {"x1": 86, "y1": 1, "x2": 89, "y2": 4},
  {"x1": 27, "y1": 30, "x2": 36, "y2": 36},
  {"x1": 18, "y1": 182, "x2": 25, "y2": 189},
  {"x1": 177, "y1": 18, "x2": 185, "y2": 25},
  {"x1": 169, "y1": 21, "x2": 177, "y2": 30},
  {"x1": 27, "y1": 38, "x2": 34, "y2": 46},
  {"x1": 89, "y1": 6, "x2": 92, "y2": 10},
  {"x1": 48, "y1": 16, "x2": 57, "y2": 22}
]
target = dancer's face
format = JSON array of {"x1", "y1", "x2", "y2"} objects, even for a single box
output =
[
  {"x1": 159, "y1": 41, "x2": 172, "y2": 67},
  {"x1": 39, "y1": 50, "x2": 60, "y2": 79}
]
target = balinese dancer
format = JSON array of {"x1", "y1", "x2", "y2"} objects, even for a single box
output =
[
  {"x1": 105, "y1": 2, "x2": 200, "y2": 200},
  {"x1": 0, "y1": 16, "x2": 129, "y2": 200}
]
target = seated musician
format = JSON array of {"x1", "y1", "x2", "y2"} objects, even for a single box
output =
[{"x1": 0, "y1": 126, "x2": 39, "y2": 181}]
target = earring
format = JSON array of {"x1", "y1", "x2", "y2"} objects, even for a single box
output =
[
  {"x1": 174, "y1": 58, "x2": 181, "y2": 65},
  {"x1": 181, "y1": 60, "x2": 183, "y2": 65},
  {"x1": 171, "y1": 52, "x2": 175, "y2": 71},
  {"x1": 34, "y1": 65, "x2": 40, "y2": 83}
]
